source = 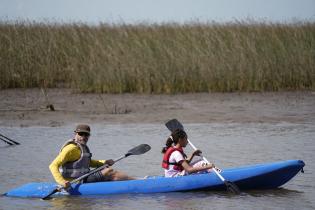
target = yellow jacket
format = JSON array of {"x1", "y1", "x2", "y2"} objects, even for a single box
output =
[{"x1": 49, "y1": 144, "x2": 106, "y2": 185}]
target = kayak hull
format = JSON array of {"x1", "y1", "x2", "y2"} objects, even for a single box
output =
[{"x1": 4, "y1": 159, "x2": 304, "y2": 198}]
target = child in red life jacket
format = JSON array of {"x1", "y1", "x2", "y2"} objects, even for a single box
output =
[{"x1": 161, "y1": 129, "x2": 215, "y2": 177}]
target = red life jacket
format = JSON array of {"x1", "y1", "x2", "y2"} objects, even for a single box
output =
[{"x1": 162, "y1": 147, "x2": 186, "y2": 171}]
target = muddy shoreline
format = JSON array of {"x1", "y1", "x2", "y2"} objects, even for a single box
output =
[{"x1": 0, "y1": 89, "x2": 314, "y2": 127}]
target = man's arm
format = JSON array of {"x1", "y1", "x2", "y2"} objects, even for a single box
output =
[{"x1": 49, "y1": 144, "x2": 81, "y2": 185}]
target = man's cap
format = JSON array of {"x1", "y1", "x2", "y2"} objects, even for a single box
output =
[{"x1": 74, "y1": 124, "x2": 91, "y2": 134}]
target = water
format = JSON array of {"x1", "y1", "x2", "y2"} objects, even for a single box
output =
[{"x1": 0, "y1": 122, "x2": 314, "y2": 210}]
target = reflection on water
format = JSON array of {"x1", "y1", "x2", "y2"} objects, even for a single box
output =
[
  {"x1": 0, "y1": 122, "x2": 314, "y2": 210},
  {"x1": 246, "y1": 188, "x2": 303, "y2": 198}
]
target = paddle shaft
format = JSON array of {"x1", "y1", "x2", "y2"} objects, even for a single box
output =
[
  {"x1": 66, "y1": 144, "x2": 150, "y2": 184},
  {"x1": 0, "y1": 136, "x2": 14, "y2": 145},
  {"x1": 68, "y1": 155, "x2": 126, "y2": 184},
  {"x1": 164, "y1": 119, "x2": 222, "y2": 177},
  {"x1": 165, "y1": 119, "x2": 240, "y2": 192},
  {"x1": 0, "y1": 133, "x2": 20, "y2": 145},
  {"x1": 187, "y1": 139, "x2": 226, "y2": 182},
  {"x1": 42, "y1": 155, "x2": 126, "y2": 200}
]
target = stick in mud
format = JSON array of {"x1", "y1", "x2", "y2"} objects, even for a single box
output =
[{"x1": 41, "y1": 88, "x2": 55, "y2": 111}]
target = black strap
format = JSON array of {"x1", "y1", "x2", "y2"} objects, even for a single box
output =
[{"x1": 163, "y1": 160, "x2": 182, "y2": 166}]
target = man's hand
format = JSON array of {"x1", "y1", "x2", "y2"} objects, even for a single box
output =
[
  {"x1": 63, "y1": 181, "x2": 71, "y2": 189},
  {"x1": 105, "y1": 159, "x2": 115, "y2": 166}
]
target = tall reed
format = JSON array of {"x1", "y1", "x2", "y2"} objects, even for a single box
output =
[{"x1": 0, "y1": 20, "x2": 314, "y2": 93}]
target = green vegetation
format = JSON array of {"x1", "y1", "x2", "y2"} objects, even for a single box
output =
[{"x1": 0, "y1": 21, "x2": 314, "y2": 93}]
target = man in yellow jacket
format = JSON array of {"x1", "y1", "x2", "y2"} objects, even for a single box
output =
[{"x1": 49, "y1": 124, "x2": 134, "y2": 188}]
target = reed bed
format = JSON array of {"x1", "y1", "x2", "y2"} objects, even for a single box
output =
[{"x1": 0, "y1": 20, "x2": 314, "y2": 93}]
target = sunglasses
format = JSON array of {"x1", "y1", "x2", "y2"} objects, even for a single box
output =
[{"x1": 77, "y1": 132, "x2": 90, "y2": 137}]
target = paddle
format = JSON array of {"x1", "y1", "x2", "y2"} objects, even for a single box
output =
[
  {"x1": 42, "y1": 143, "x2": 151, "y2": 200},
  {"x1": 0, "y1": 136, "x2": 14, "y2": 145},
  {"x1": 0, "y1": 133, "x2": 20, "y2": 145},
  {"x1": 165, "y1": 119, "x2": 240, "y2": 194}
]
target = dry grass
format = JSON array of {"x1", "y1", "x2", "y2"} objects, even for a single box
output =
[{"x1": 0, "y1": 20, "x2": 314, "y2": 93}]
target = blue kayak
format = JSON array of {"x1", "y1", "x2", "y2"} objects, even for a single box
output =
[{"x1": 4, "y1": 159, "x2": 304, "y2": 198}]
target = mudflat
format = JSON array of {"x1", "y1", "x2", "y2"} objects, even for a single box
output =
[{"x1": 0, "y1": 89, "x2": 314, "y2": 127}]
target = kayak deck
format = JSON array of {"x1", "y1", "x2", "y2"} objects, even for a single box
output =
[{"x1": 4, "y1": 159, "x2": 305, "y2": 198}]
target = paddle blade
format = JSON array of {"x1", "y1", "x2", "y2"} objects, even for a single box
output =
[
  {"x1": 41, "y1": 188, "x2": 59, "y2": 200},
  {"x1": 126, "y1": 144, "x2": 151, "y2": 156},
  {"x1": 165, "y1": 119, "x2": 184, "y2": 132},
  {"x1": 224, "y1": 181, "x2": 241, "y2": 194}
]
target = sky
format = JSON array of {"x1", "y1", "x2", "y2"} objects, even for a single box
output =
[{"x1": 1, "y1": 0, "x2": 315, "y2": 24}]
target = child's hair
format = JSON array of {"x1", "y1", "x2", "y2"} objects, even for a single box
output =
[{"x1": 161, "y1": 129, "x2": 187, "y2": 153}]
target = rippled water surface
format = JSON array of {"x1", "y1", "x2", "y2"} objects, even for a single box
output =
[{"x1": 1, "y1": 122, "x2": 314, "y2": 210}]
